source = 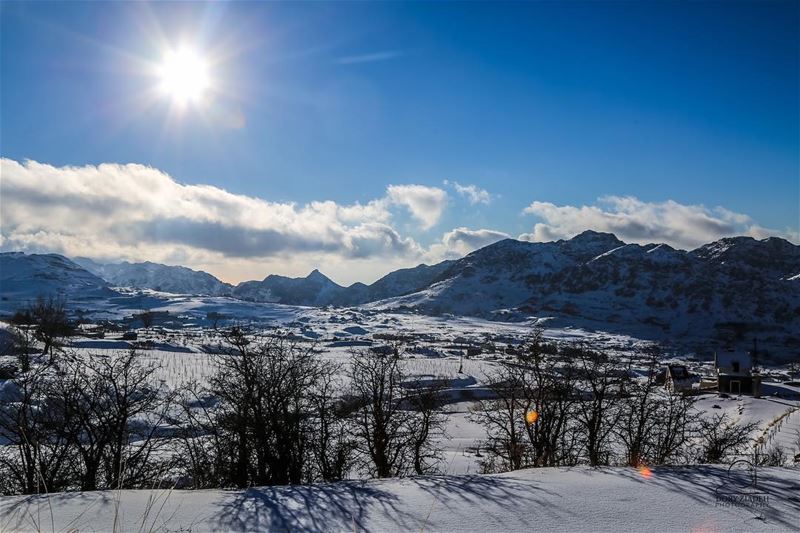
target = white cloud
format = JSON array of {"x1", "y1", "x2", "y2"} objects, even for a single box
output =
[
  {"x1": 520, "y1": 196, "x2": 798, "y2": 249},
  {"x1": 0, "y1": 158, "x2": 436, "y2": 283},
  {"x1": 426, "y1": 227, "x2": 509, "y2": 261},
  {"x1": 4, "y1": 159, "x2": 793, "y2": 285},
  {"x1": 386, "y1": 184, "x2": 448, "y2": 230},
  {"x1": 445, "y1": 180, "x2": 492, "y2": 205}
]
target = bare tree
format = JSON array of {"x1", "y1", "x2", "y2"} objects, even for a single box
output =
[
  {"x1": 308, "y1": 366, "x2": 355, "y2": 482},
  {"x1": 47, "y1": 350, "x2": 171, "y2": 491},
  {"x1": 136, "y1": 309, "x2": 155, "y2": 330},
  {"x1": 349, "y1": 346, "x2": 410, "y2": 478},
  {"x1": 573, "y1": 348, "x2": 624, "y2": 466},
  {"x1": 472, "y1": 331, "x2": 579, "y2": 472},
  {"x1": 29, "y1": 295, "x2": 72, "y2": 356},
  {"x1": 207, "y1": 328, "x2": 327, "y2": 487},
  {"x1": 405, "y1": 377, "x2": 446, "y2": 475},
  {"x1": 206, "y1": 312, "x2": 224, "y2": 330},
  {"x1": 696, "y1": 413, "x2": 758, "y2": 464},
  {"x1": 615, "y1": 352, "x2": 695, "y2": 467},
  {"x1": 519, "y1": 342, "x2": 579, "y2": 468},
  {"x1": 616, "y1": 354, "x2": 660, "y2": 466},
  {"x1": 8, "y1": 309, "x2": 36, "y2": 372},
  {"x1": 211, "y1": 328, "x2": 254, "y2": 488},
  {"x1": 348, "y1": 346, "x2": 441, "y2": 478},
  {"x1": 650, "y1": 391, "x2": 695, "y2": 465},
  {"x1": 471, "y1": 362, "x2": 530, "y2": 472},
  {"x1": 174, "y1": 382, "x2": 233, "y2": 489},
  {"x1": 97, "y1": 351, "x2": 173, "y2": 489}
]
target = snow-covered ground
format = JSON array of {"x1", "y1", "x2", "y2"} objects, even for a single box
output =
[
  {"x1": 3, "y1": 291, "x2": 800, "y2": 532},
  {"x1": 2, "y1": 466, "x2": 798, "y2": 532}
]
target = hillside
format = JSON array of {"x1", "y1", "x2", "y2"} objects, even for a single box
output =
[
  {"x1": 367, "y1": 232, "x2": 800, "y2": 353},
  {"x1": 230, "y1": 232, "x2": 800, "y2": 345},
  {"x1": 0, "y1": 252, "x2": 116, "y2": 304}
]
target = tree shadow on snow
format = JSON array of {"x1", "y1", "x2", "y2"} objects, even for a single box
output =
[
  {"x1": 212, "y1": 481, "x2": 408, "y2": 532},
  {"x1": 409, "y1": 472, "x2": 569, "y2": 529},
  {"x1": 212, "y1": 473, "x2": 564, "y2": 532},
  {"x1": 611, "y1": 465, "x2": 800, "y2": 531},
  {"x1": 1, "y1": 490, "x2": 121, "y2": 532}
]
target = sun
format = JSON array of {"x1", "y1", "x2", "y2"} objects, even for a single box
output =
[{"x1": 157, "y1": 46, "x2": 210, "y2": 105}]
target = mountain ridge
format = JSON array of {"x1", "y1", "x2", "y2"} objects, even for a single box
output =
[
  {"x1": 363, "y1": 231, "x2": 799, "y2": 351},
  {"x1": 73, "y1": 258, "x2": 234, "y2": 296},
  {"x1": 2, "y1": 232, "x2": 798, "y2": 351},
  {"x1": 0, "y1": 252, "x2": 115, "y2": 302}
]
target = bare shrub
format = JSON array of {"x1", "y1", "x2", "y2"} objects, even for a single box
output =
[
  {"x1": 49, "y1": 350, "x2": 172, "y2": 491},
  {"x1": 696, "y1": 413, "x2": 758, "y2": 464},
  {"x1": 0, "y1": 362, "x2": 74, "y2": 494},
  {"x1": 757, "y1": 445, "x2": 787, "y2": 466}
]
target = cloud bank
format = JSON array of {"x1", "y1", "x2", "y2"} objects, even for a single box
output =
[
  {"x1": 520, "y1": 196, "x2": 798, "y2": 249},
  {"x1": 2, "y1": 158, "x2": 794, "y2": 284},
  {"x1": 1, "y1": 159, "x2": 448, "y2": 283}
]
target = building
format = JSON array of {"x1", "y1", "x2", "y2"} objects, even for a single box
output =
[
  {"x1": 714, "y1": 350, "x2": 760, "y2": 396},
  {"x1": 76, "y1": 323, "x2": 105, "y2": 338},
  {"x1": 664, "y1": 364, "x2": 695, "y2": 393}
]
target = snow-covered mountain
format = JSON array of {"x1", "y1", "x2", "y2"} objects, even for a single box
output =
[
  {"x1": 74, "y1": 259, "x2": 233, "y2": 296},
  {"x1": 3, "y1": 232, "x2": 797, "y2": 350},
  {"x1": 368, "y1": 231, "x2": 800, "y2": 350},
  {"x1": 231, "y1": 260, "x2": 456, "y2": 306},
  {"x1": 357, "y1": 260, "x2": 455, "y2": 303},
  {"x1": 225, "y1": 230, "x2": 800, "y2": 349},
  {"x1": 1, "y1": 252, "x2": 452, "y2": 307},
  {"x1": 233, "y1": 269, "x2": 345, "y2": 306},
  {"x1": 690, "y1": 236, "x2": 800, "y2": 280},
  {"x1": 0, "y1": 252, "x2": 116, "y2": 303}
]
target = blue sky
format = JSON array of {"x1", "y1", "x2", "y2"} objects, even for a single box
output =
[{"x1": 1, "y1": 1, "x2": 798, "y2": 283}]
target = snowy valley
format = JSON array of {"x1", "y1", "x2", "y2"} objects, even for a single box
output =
[{"x1": 3, "y1": 230, "x2": 798, "y2": 360}]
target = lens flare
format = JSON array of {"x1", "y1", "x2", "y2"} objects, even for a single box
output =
[
  {"x1": 525, "y1": 410, "x2": 539, "y2": 424},
  {"x1": 638, "y1": 464, "x2": 653, "y2": 479}
]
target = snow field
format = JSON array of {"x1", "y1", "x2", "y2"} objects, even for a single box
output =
[{"x1": 2, "y1": 466, "x2": 799, "y2": 532}]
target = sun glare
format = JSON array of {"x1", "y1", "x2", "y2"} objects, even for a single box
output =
[{"x1": 158, "y1": 47, "x2": 210, "y2": 105}]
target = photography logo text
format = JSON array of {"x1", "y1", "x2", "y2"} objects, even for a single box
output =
[{"x1": 713, "y1": 460, "x2": 770, "y2": 509}]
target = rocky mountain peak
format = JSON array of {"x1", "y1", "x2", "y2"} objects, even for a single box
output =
[{"x1": 306, "y1": 269, "x2": 336, "y2": 285}]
